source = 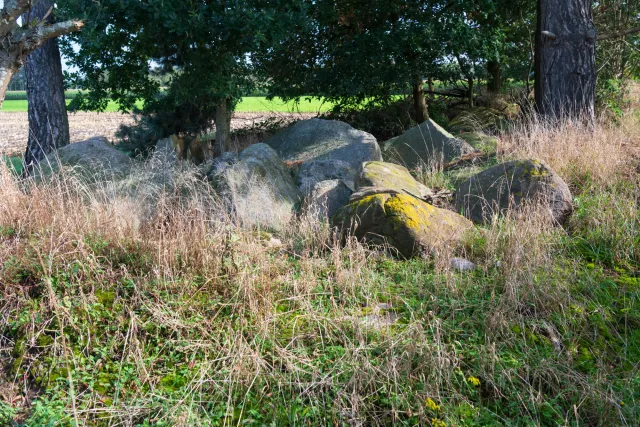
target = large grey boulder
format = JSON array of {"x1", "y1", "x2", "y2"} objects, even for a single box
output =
[
  {"x1": 455, "y1": 159, "x2": 573, "y2": 224},
  {"x1": 384, "y1": 119, "x2": 475, "y2": 169},
  {"x1": 357, "y1": 161, "x2": 433, "y2": 199},
  {"x1": 264, "y1": 118, "x2": 382, "y2": 171},
  {"x1": 37, "y1": 136, "x2": 132, "y2": 179},
  {"x1": 216, "y1": 143, "x2": 300, "y2": 230},
  {"x1": 304, "y1": 179, "x2": 352, "y2": 219},
  {"x1": 206, "y1": 152, "x2": 239, "y2": 180},
  {"x1": 296, "y1": 159, "x2": 358, "y2": 192},
  {"x1": 154, "y1": 136, "x2": 179, "y2": 166}
]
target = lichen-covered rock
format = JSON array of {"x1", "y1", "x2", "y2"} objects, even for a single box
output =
[
  {"x1": 456, "y1": 132, "x2": 499, "y2": 154},
  {"x1": 154, "y1": 136, "x2": 180, "y2": 166},
  {"x1": 484, "y1": 97, "x2": 521, "y2": 119},
  {"x1": 296, "y1": 159, "x2": 358, "y2": 192},
  {"x1": 384, "y1": 119, "x2": 475, "y2": 168},
  {"x1": 304, "y1": 179, "x2": 352, "y2": 219},
  {"x1": 447, "y1": 107, "x2": 510, "y2": 133},
  {"x1": 37, "y1": 136, "x2": 133, "y2": 179},
  {"x1": 264, "y1": 118, "x2": 382, "y2": 171},
  {"x1": 357, "y1": 161, "x2": 433, "y2": 199},
  {"x1": 206, "y1": 152, "x2": 239, "y2": 180},
  {"x1": 332, "y1": 191, "x2": 473, "y2": 258},
  {"x1": 455, "y1": 159, "x2": 573, "y2": 224},
  {"x1": 216, "y1": 143, "x2": 300, "y2": 230}
]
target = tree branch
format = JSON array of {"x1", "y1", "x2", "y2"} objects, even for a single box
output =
[
  {"x1": 598, "y1": 26, "x2": 640, "y2": 41},
  {"x1": 0, "y1": 0, "x2": 32, "y2": 34},
  {"x1": 11, "y1": 19, "x2": 84, "y2": 51}
]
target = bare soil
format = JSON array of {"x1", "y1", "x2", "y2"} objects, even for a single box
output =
[{"x1": 0, "y1": 111, "x2": 316, "y2": 156}]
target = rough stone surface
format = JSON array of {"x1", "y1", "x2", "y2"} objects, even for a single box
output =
[
  {"x1": 206, "y1": 152, "x2": 239, "y2": 180},
  {"x1": 304, "y1": 179, "x2": 352, "y2": 219},
  {"x1": 332, "y1": 192, "x2": 473, "y2": 258},
  {"x1": 296, "y1": 159, "x2": 358, "y2": 192},
  {"x1": 38, "y1": 136, "x2": 133, "y2": 178},
  {"x1": 450, "y1": 257, "x2": 477, "y2": 272},
  {"x1": 216, "y1": 143, "x2": 300, "y2": 230},
  {"x1": 456, "y1": 132, "x2": 499, "y2": 154},
  {"x1": 455, "y1": 159, "x2": 573, "y2": 224},
  {"x1": 357, "y1": 161, "x2": 433, "y2": 199},
  {"x1": 154, "y1": 136, "x2": 179, "y2": 166},
  {"x1": 384, "y1": 119, "x2": 475, "y2": 168},
  {"x1": 264, "y1": 118, "x2": 382, "y2": 171}
]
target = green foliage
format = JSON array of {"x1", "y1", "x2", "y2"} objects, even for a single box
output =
[
  {"x1": 264, "y1": 0, "x2": 531, "y2": 109},
  {"x1": 58, "y1": 0, "x2": 303, "y2": 144},
  {"x1": 1, "y1": 156, "x2": 23, "y2": 176}
]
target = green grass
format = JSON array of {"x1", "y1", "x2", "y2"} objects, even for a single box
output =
[
  {"x1": 1, "y1": 156, "x2": 22, "y2": 175},
  {"x1": 1, "y1": 95, "x2": 332, "y2": 113}
]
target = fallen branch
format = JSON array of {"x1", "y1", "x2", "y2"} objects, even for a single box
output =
[{"x1": 598, "y1": 27, "x2": 640, "y2": 41}]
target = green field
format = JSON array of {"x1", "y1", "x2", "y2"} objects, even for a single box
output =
[{"x1": 1, "y1": 94, "x2": 332, "y2": 113}]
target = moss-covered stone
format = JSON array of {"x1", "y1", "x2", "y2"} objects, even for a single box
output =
[
  {"x1": 455, "y1": 159, "x2": 573, "y2": 224},
  {"x1": 448, "y1": 107, "x2": 510, "y2": 133},
  {"x1": 332, "y1": 192, "x2": 473, "y2": 258},
  {"x1": 357, "y1": 161, "x2": 433, "y2": 199},
  {"x1": 456, "y1": 132, "x2": 499, "y2": 154}
]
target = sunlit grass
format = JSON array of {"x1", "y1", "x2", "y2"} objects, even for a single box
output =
[{"x1": 1, "y1": 96, "x2": 332, "y2": 113}]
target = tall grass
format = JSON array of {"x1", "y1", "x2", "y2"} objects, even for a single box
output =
[{"x1": 0, "y1": 115, "x2": 638, "y2": 425}]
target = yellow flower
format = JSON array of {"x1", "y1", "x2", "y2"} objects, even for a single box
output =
[
  {"x1": 425, "y1": 398, "x2": 441, "y2": 412},
  {"x1": 467, "y1": 376, "x2": 481, "y2": 387},
  {"x1": 431, "y1": 418, "x2": 447, "y2": 427}
]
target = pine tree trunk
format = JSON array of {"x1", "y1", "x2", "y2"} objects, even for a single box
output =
[
  {"x1": 535, "y1": 0, "x2": 596, "y2": 119},
  {"x1": 487, "y1": 60, "x2": 502, "y2": 93},
  {"x1": 412, "y1": 79, "x2": 428, "y2": 123},
  {"x1": 467, "y1": 76, "x2": 474, "y2": 108},
  {"x1": 215, "y1": 98, "x2": 232, "y2": 153},
  {"x1": 22, "y1": 1, "x2": 70, "y2": 175}
]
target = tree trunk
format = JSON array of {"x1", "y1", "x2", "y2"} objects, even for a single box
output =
[
  {"x1": 467, "y1": 76, "x2": 474, "y2": 108},
  {"x1": 215, "y1": 98, "x2": 232, "y2": 153},
  {"x1": 535, "y1": 0, "x2": 596, "y2": 119},
  {"x1": 22, "y1": 1, "x2": 71, "y2": 175},
  {"x1": 427, "y1": 77, "x2": 434, "y2": 96},
  {"x1": 487, "y1": 60, "x2": 502, "y2": 93},
  {"x1": 0, "y1": 53, "x2": 20, "y2": 109},
  {"x1": 412, "y1": 79, "x2": 428, "y2": 123}
]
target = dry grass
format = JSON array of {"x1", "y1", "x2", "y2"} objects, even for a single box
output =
[
  {"x1": 499, "y1": 114, "x2": 637, "y2": 187},
  {"x1": 0, "y1": 114, "x2": 639, "y2": 425}
]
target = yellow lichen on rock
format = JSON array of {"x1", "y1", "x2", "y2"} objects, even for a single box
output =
[
  {"x1": 358, "y1": 161, "x2": 433, "y2": 199},
  {"x1": 333, "y1": 191, "x2": 473, "y2": 258}
]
